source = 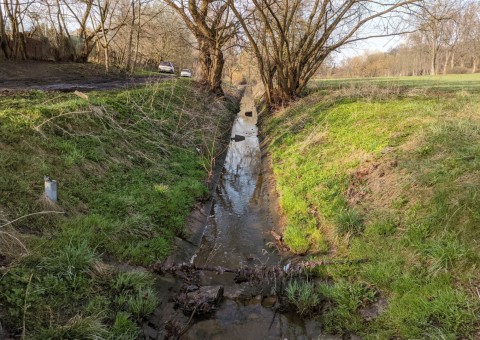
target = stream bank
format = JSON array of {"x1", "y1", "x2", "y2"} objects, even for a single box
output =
[{"x1": 146, "y1": 87, "x2": 328, "y2": 339}]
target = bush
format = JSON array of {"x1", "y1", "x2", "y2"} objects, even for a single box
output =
[{"x1": 448, "y1": 67, "x2": 469, "y2": 74}]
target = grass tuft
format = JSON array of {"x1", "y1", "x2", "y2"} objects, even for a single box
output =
[
  {"x1": 335, "y1": 209, "x2": 364, "y2": 236},
  {"x1": 38, "y1": 315, "x2": 108, "y2": 339},
  {"x1": 111, "y1": 312, "x2": 140, "y2": 339},
  {"x1": 285, "y1": 279, "x2": 320, "y2": 316}
]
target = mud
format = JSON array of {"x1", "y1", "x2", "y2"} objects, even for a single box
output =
[{"x1": 0, "y1": 60, "x2": 172, "y2": 93}]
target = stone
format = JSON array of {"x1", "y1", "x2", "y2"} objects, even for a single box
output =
[
  {"x1": 142, "y1": 325, "x2": 158, "y2": 339},
  {"x1": 186, "y1": 285, "x2": 224, "y2": 305},
  {"x1": 359, "y1": 297, "x2": 388, "y2": 322},
  {"x1": 178, "y1": 285, "x2": 224, "y2": 315},
  {"x1": 261, "y1": 296, "x2": 277, "y2": 308}
]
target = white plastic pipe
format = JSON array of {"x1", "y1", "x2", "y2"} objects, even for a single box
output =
[{"x1": 44, "y1": 176, "x2": 57, "y2": 202}]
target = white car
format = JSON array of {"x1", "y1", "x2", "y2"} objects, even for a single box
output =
[
  {"x1": 180, "y1": 69, "x2": 192, "y2": 78},
  {"x1": 158, "y1": 61, "x2": 174, "y2": 74}
]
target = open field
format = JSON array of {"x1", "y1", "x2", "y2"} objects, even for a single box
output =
[
  {"x1": 316, "y1": 73, "x2": 480, "y2": 93},
  {"x1": 264, "y1": 74, "x2": 480, "y2": 337},
  {"x1": 0, "y1": 79, "x2": 235, "y2": 337}
]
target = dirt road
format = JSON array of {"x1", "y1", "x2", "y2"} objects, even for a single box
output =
[{"x1": 0, "y1": 61, "x2": 172, "y2": 92}]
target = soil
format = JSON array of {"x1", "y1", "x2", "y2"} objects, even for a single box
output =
[{"x1": 0, "y1": 60, "x2": 171, "y2": 92}]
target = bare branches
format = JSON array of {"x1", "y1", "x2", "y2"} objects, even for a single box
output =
[
  {"x1": 165, "y1": 0, "x2": 237, "y2": 95},
  {"x1": 230, "y1": 0, "x2": 420, "y2": 106}
]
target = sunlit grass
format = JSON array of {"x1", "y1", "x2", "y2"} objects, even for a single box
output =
[
  {"x1": 0, "y1": 79, "x2": 234, "y2": 337},
  {"x1": 314, "y1": 73, "x2": 480, "y2": 93},
  {"x1": 265, "y1": 76, "x2": 480, "y2": 337}
]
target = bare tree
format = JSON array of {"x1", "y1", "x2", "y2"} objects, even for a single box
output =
[
  {"x1": 230, "y1": 0, "x2": 419, "y2": 106},
  {"x1": 164, "y1": 0, "x2": 237, "y2": 95},
  {"x1": 61, "y1": 0, "x2": 101, "y2": 61},
  {"x1": 0, "y1": 2, "x2": 10, "y2": 58},
  {"x1": 414, "y1": 0, "x2": 460, "y2": 75},
  {"x1": 2, "y1": 0, "x2": 36, "y2": 59},
  {"x1": 460, "y1": 1, "x2": 480, "y2": 73}
]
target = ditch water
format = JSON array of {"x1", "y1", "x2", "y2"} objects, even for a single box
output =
[{"x1": 148, "y1": 88, "x2": 325, "y2": 339}]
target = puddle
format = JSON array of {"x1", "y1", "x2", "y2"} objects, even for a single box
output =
[{"x1": 148, "y1": 87, "x2": 326, "y2": 339}]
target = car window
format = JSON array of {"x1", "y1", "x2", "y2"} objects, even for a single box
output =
[{"x1": 160, "y1": 62, "x2": 171, "y2": 66}]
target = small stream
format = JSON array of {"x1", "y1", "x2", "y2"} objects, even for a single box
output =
[{"x1": 148, "y1": 88, "x2": 324, "y2": 339}]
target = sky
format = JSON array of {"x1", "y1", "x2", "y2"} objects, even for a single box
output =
[{"x1": 333, "y1": 35, "x2": 406, "y2": 64}]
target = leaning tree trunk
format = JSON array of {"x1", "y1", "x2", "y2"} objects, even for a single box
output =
[{"x1": 0, "y1": 5, "x2": 10, "y2": 59}]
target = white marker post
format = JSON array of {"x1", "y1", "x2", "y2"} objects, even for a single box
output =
[{"x1": 44, "y1": 176, "x2": 57, "y2": 202}]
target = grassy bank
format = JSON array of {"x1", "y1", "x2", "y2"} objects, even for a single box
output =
[
  {"x1": 264, "y1": 74, "x2": 480, "y2": 338},
  {"x1": 0, "y1": 79, "x2": 235, "y2": 337}
]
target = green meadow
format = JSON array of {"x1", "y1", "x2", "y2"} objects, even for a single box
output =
[
  {"x1": 264, "y1": 74, "x2": 480, "y2": 338},
  {"x1": 0, "y1": 79, "x2": 234, "y2": 337}
]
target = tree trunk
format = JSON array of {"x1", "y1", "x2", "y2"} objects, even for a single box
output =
[
  {"x1": 132, "y1": 1, "x2": 141, "y2": 72},
  {"x1": 198, "y1": 37, "x2": 224, "y2": 96},
  {"x1": 126, "y1": 0, "x2": 135, "y2": 71},
  {"x1": 0, "y1": 5, "x2": 10, "y2": 59},
  {"x1": 430, "y1": 42, "x2": 437, "y2": 75},
  {"x1": 443, "y1": 51, "x2": 449, "y2": 74},
  {"x1": 104, "y1": 46, "x2": 109, "y2": 72}
]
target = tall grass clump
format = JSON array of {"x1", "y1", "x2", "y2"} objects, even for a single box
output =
[{"x1": 285, "y1": 279, "x2": 320, "y2": 316}]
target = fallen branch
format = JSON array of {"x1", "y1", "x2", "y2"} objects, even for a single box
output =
[
  {"x1": 0, "y1": 211, "x2": 65, "y2": 229},
  {"x1": 34, "y1": 111, "x2": 90, "y2": 131},
  {"x1": 151, "y1": 258, "x2": 368, "y2": 283}
]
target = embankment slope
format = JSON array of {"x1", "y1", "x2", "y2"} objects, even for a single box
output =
[
  {"x1": 0, "y1": 79, "x2": 235, "y2": 337},
  {"x1": 264, "y1": 75, "x2": 480, "y2": 338}
]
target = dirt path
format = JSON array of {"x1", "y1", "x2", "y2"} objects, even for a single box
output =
[{"x1": 0, "y1": 60, "x2": 172, "y2": 92}]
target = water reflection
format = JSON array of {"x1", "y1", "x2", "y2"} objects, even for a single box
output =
[
  {"x1": 194, "y1": 91, "x2": 275, "y2": 270},
  {"x1": 181, "y1": 88, "x2": 324, "y2": 339}
]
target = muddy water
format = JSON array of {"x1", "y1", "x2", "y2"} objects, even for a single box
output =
[{"x1": 149, "y1": 88, "x2": 324, "y2": 339}]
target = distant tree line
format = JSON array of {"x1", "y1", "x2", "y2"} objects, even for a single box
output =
[
  {"x1": 333, "y1": 0, "x2": 480, "y2": 77},
  {"x1": 7, "y1": 0, "x2": 468, "y2": 105}
]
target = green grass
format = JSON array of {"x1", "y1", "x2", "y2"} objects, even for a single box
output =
[
  {"x1": 0, "y1": 78, "x2": 234, "y2": 337},
  {"x1": 264, "y1": 74, "x2": 480, "y2": 337},
  {"x1": 285, "y1": 279, "x2": 321, "y2": 316},
  {"x1": 315, "y1": 73, "x2": 480, "y2": 93}
]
